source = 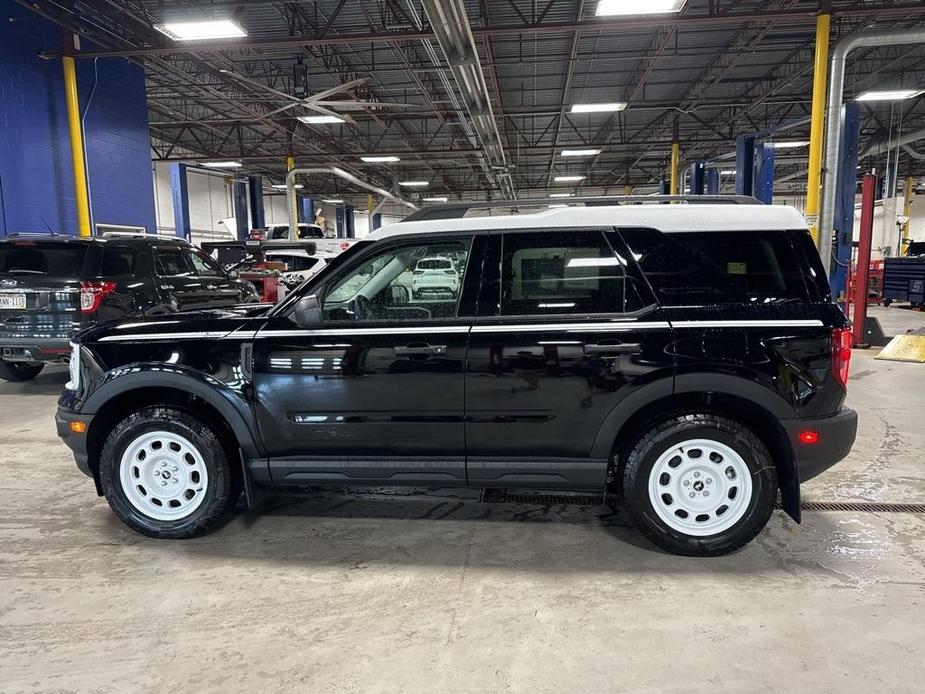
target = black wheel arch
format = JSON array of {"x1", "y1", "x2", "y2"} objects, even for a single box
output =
[
  {"x1": 592, "y1": 374, "x2": 801, "y2": 522},
  {"x1": 81, "y1": 366, "x2": 264, "y2": 493}
]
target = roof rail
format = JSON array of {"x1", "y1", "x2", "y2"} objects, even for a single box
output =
[
  {"x1": 401, "y1": 195, "x2": 761, "y2": 222},
  {"x1": 3, "y1": 231, "x2": 60, "y2": 238}
]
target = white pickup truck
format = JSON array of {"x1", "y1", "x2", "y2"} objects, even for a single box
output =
[{"x1": 217, "y1": 218, "x2": 357, "y2": 255}]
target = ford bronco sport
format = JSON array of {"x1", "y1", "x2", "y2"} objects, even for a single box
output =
[{"x1": 55, "y1": 198, "x2": 857, "y2": 556}]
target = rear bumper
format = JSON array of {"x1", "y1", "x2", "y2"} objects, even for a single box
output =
[
  {"x1": 0, "y1": 337, "x2": 71, "y2": 364},
  {"x1": 783, "y1": 407, "x2": 858, "y2": 483},
  {"x1": 55, "y1": 407, "x2": 94, "y2": 478}
]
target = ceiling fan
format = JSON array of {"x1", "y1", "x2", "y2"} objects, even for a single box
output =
[{"x1": 218, "y1": 69, "x2": 416, "y2": 124}]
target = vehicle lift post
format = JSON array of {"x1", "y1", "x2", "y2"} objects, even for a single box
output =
[
  {"x1": 831, "y1": 102, "x2": 861, "y2": 301},
  {"x1": 852, "y1": 174, "x2": 876, "y2": 348}
]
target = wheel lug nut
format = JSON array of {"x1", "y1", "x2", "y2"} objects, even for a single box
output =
[
  {"x1": 684, "y1": 480, "x2": 690, "y2": 487},
  {"x1": 704, "y1": 491, "x2": 710, "y2": 497},
  {"x1": 706, "y1": 478, "x2": 712, "y2": 484},
  {"x1": 689, "y1": 492, "x2": 695, "y2": 498},
  {"x1": 694, "y1": 471, "x2": 700, "y2": 478}
]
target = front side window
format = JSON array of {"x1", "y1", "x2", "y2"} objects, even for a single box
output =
[
  {"x1": 154, "y1": 248, "x2": 192, "y2": 276},
  {"x1": 99, "y1": 247, "x2": 138, "y2": 277},
  {"x1": 322, "y1": 238, "x2": 470, "y2": 322},
  {"x1": 499, "y1": 230, "x2": 626, "y2": 316},
  {"x1": 187, "y1": 250, "x2": 223, "y2": 277}
]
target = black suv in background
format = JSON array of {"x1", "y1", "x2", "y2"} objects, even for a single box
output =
[
  {"x1": 0, "y1": 234, "x2": 260, "y2": 381},
  {"x1": 55, "y1": 199, "x2": 857, "y2": 556}
]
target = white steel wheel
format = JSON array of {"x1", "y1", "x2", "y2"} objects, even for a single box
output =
[
  {"x1": 119, "y1": 430, "x2": 210, "y2": 521},
  {"x1": 647, "y1": 438, "x2": 753, "y2": 537}
]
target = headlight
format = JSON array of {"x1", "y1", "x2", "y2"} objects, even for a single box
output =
[{"x1": 65, "y1": 342, "x2": 81, "y2": 392}]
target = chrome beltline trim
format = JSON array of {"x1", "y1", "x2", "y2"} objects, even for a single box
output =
[
  {"x1": 670, "y1": 320, "x2": 824, "y2": 328},
  {"x1": 470, "y1": 321, "x2": 671, "y2": 333}
]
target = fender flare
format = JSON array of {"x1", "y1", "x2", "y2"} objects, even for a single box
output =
[{"x1": 82, "y1": 364, "x2": 264, "y2": 461}]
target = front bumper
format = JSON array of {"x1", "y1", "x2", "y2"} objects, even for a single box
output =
[
  {"x1": 782, "y1": 407, "x2": 858, "y2": 483},
  {"x1": 55, "y1": 407, "x2": 94, "y2": 478},
  {"x1": 0, "y1": 337, "x2": 71, "y2": 364}
]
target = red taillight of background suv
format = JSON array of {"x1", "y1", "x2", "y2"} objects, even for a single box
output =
[
  {"x1": 80, "y1": 281, "x2": 117, "y2": 314},
  {"x1": 832, "y1": 327, "x2": 852, "y2": 389}
]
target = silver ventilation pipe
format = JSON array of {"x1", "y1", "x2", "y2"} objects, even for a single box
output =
[
  {"x1": 819, "y1": 27, "x2": 925, "y2": 276},
  {"x1": 286, "y1": 167, "x2": 418, "y2": 239},
  {"x1": 420, "y1": 0, "x2": 515, "y2": 198},
  {"x1": 860, "y1": 127, "x2": 925, "y2": 158}
]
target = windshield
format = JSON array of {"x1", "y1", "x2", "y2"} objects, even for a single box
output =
[{"x1": 0, "y1": 242, "x2": 87, "y2": 277}]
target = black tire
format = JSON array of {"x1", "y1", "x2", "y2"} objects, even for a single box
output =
[
  {"x1": 883, "y1": 299, "x2": 892, "y2": 307},
  {"x1": 621, "y1": 413, "x2": 777, "y2": 557},
  {"x1": 0, "y1": 361, "x2": 44, "y2": 382},
  {"x1": 99, "y1": 406, "x2": 239, "y2": 539}
]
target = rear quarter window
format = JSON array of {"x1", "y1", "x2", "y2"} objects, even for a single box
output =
[
  {"x1": 99, "y1": 247, "x2": 138, "y2": 277},
  {"x1": 618, "y1": 228, "x2": 812, "y2": 305}
]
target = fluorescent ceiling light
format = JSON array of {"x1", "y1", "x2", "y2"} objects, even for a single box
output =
[
  {"x1": 154, "y1": 19, "x2": 247, "y2": 41},
  {"x1": 548, "y1": 204, "x2": 570, "y2": 208},
  {"x1": 570, "y1": 102, "x2": 627, "y2": 113},
  {"x1": 399, "y1": 181, "x2": 429, "y2": 187},
  {"x1": 554, "y1": 175, "x2": 585, "y2": 182},
  {"x1": 567, "y1": 257, "x2": 620, "y2": 268},
  {"x1": 561, "y1": 148, "x2": 602, "y2": 157},
  {"x1": 595, "y1": 0, "x2": 686, "y2": 16},
  {"x1": 770, "y1": 141, "x2": 809, "y2": 149},
  {"x1": 202, "y1": 161, "x2": 242, "y2": 168},
  {"x1": 550, "y1": 193, "x2": 574, "y2": 198},
  {"x1": 322, "y1": 198, "x2": 344, "y2": 204},
  {"x1": 271, "y1": 184, "x2": 304, "y2": 189},
  {"x1": 856, "y1": 89, "x2": 922, "y2": 102},
  {"x1": 720, "y1": 170, "x2": 736, "y2": 175},
  {"x1": 298, "y1": 115, "x2": 345, "y2": 124},
  {"x1": 538, "y1": 302, "x2": 576, "y2": 308},
  {"x1": 423, "y1": 196, "x2": 449, "y2": 202},
  {"x1": 360, "y1": 155, "x2": 400, "y2": 163}
]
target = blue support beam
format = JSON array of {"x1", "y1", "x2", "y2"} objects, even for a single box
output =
[
  {"x1": 832, "y1": 101, "x2": 862, "y2": 300},
  {"x1": 689, "y1": 162, "x2": 705, "y2": 195},
  {"x1": 335, "y1": 206, "x2": 345, "y2": 238},
  {"x1": 169, "y1": 163, "x2": 190, "y2": 240},
  {"x1": 658, "y1": 179, "x2": 670, "y2": 195},
  {"x1": 232, "y1": 181, "x2": 248, "y2": 240},
  {"x1": 705, "y1": 169, "x2": 720, "y2": 195},
  {"x1": 754, "y1": 143, "x2": 775, "y2": 204},
  {"x1": 735, "y1": 134, "x2": 756, "y2": 197},
  {"x1": 298, "y1": 196, "x2": 315, "y2": 226},
  {"x1": 344, "y1": 205, "x2": 355, "y2": 238},
  {"x1": 371, "y1": 213, "x2": 383, "y2": 231},
  {"x1": 248, "y1": 177, "x2": 265, "y2": 230}
]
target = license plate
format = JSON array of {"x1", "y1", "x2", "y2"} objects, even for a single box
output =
[{"x1": 0, "y1": 293, "x2": 26, "y2": 310}]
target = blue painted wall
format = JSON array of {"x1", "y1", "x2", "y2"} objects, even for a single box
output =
[{"x1": 0, "y1": 0, "x2": 156, "y2": 236}]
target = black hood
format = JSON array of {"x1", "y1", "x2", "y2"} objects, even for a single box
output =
[{"x1": 73, "y1": 307, "x2": 270, "y2": 345}]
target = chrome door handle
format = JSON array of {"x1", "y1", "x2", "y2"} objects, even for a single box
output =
[
  {"x1": 584, "y1": 342, "x2": 641, "y2": 355},
  {"x1": 394, "y1": 344, "x2": 447, "y2": 356}
]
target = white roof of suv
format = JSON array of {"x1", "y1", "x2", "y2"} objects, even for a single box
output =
[{"x1": 368, "y1": 203, "x2": 807, "y2": 241}]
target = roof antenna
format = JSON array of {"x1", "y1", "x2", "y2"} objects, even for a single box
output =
[{"x1": 38, "y1": 216, "x2": 56, "y2": 235}]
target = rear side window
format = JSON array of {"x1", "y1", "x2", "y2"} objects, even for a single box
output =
[
  {"x1": 99, "y1": 247, "x2": 137, "y2": 277},
  {"x1": 618, "y1": 228, "x2": 811, "y2": 305},
  {"x1": 0, "y1": 243, "x2": 87, "y2": 277},
  {"x1": 155, "y1": 248, "x2": 192, "y2": 276},
  {"x1": 499, "y1": 230, "x2": 627, "y2": 315}
]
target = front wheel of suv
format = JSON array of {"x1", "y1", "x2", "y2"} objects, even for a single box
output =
[
  {"x1": 99, "y1": 407, "x2": 239, "y2": 538},
  {"x1": 622, "y1": 413, "x2": 777, "y2": 557},
  {"x1": 0, "y1": 361, "x2": 44, "y2": 382}
]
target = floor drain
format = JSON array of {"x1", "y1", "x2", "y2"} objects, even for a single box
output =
[
  {"x1": 799, "y1": 500, "x2": 925, "y2": 513},
  {"x1": 481, "y1": 490, "x2": 925, "y2": 513}
]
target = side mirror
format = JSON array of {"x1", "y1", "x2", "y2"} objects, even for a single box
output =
[{"x1": 291, "y1": 293, "x2": 322, "y2": 328}]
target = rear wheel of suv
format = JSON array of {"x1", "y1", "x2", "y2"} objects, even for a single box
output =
[
  {"x1": 622, "y1": 414, "x2": 777, "y2": 556},
  {"x1": 0, "y1": 361, "x2": 44, "y2": 382},
  {"x1": 99, "y1": 407, "x2": 238, "y2": 538}
]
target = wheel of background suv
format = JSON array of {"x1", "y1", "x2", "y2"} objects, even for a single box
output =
[
  {"x1": 882, "y1": 299, "x2": 892, "y2": 307},
  {"x1": 621, "y1": 414, "x2": 777, "y2": 557},
  {"x1": 0, "y1": 361, "x2": 44, "y2": 382},
  {"x1": 99, "y1": 406, "x2": 238, "y2": 539}
]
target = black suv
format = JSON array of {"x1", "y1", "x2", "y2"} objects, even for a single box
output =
[
  {"x1": 0, "y1": 234, "x2": 260, "y2": 381},
  {"x1": 55, "y1": 200, "x2": 857, "y2": 556}
]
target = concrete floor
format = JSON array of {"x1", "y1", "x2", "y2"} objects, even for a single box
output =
[{"x1": 2, "y1": 308, "x2": 924, "y2": 693}]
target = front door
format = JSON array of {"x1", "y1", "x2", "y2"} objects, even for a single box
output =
[
  {"x1": 186, "y1": 248, "x2": 240, "y2": 307},
  {"x1": 252, "y1": 234, "x2": 480, "y2": 486},
  {"x1": 464, "y1": 229, "x2": 675, "y2": 490}
]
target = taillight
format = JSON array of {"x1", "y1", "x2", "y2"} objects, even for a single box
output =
[
  {"x1": 80, "y1": 281, "x2": 116, "y2": 314},
  {"x1": 832, "y1": 327, "x2": 852, "y2": 389}
]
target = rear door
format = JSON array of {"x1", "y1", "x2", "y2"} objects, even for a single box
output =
[
  {"x1": 186, "y1": 248, "x2": 241, "y2": 307},
  {"x1": 464, "y1": 228, "x2": 675, "y2": 490},
  {"x1": 0, "y1": 240, "x2": 90, "y2": 344}
]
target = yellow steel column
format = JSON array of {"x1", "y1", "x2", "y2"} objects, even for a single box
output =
[
  {"x1": 62, "y1": 56, "x2": 91, "y2": 237},
  {"x1": 286, "y1": 155, "x2": 295, "y2": 172},
  {"x1": 805, "y1": 10, "x2": 831, "y2": 248},
  {"x1": 903, "y1": 176, "x2": 914, "y2": 254},
  {"x1": 669, "y1": 142, "x2": 680, "y2": 196}
]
